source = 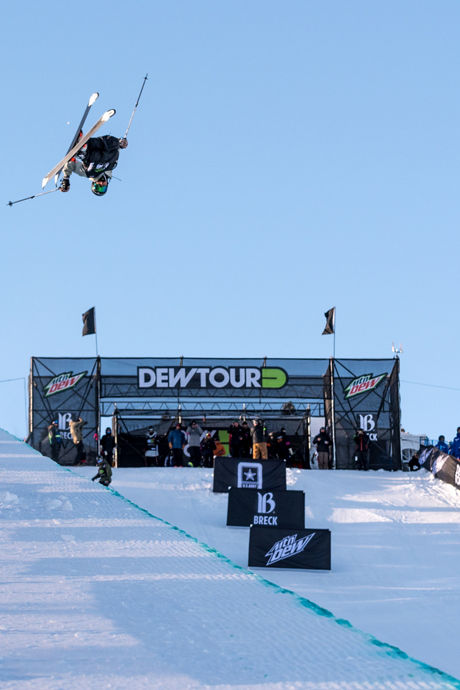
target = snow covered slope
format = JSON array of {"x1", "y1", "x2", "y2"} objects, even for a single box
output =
[{"x1": 1, "y1": 428, "x2": 460, "y2": 690}]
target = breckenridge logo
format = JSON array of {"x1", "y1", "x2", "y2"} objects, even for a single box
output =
[
  {"x1": 44, "y1": 371, "x2": 87, "y2": 397},
  {"x1": 265, "y1": 533, "x2": 316, "y2": 566},
  {"x1": 138, "y1": 366, "x2": 287, "y2": 390},
  {"x1": 345, "y1": 373, "x2": 386, "y2": 399}
]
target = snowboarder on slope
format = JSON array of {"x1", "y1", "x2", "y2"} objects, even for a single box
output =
[
  {"x1": 91, "y1": 456, "x2": 112, "y2": 486},
  {"x1": 60, "y1": 135, "x2": 128, "y2": 196}
]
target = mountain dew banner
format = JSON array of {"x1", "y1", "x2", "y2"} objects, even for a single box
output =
[
  {"x1": 30, "y1": 357, "x2": 99, "y2": 465},
  {"x1": 326, "y1": 358, "x2": 401, "y2": 470}
]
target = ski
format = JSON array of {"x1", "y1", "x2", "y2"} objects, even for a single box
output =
[
  {"x1": 42, "y1": 109, "x2": 116, "y2": 189},
  {"x1": 54, "y1": 92, "x2": 99, "y2": 187}
]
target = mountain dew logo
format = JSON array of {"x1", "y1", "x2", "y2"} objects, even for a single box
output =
[
  {"x1": 345, "y1": 373, "x2": 386, "y2": 399},
  {"x1": 44, "y1": 371, "x2": 87, "y2": 397}
]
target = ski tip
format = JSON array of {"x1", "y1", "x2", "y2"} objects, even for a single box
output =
[
  {"x1": 89, "y1": 92, "x2": 99, "y2": 106},
  {"x1": 102, "y1": 109, "x2": 116, "y2": 122}
]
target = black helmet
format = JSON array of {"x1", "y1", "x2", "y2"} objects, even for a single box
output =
[{"x1": 91, "y1": 174, "x2": 109, "y2": 196}]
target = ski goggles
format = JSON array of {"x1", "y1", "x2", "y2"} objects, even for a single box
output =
[{"x1": 93, "y1": 180, "x2": 108, "y2": 194}]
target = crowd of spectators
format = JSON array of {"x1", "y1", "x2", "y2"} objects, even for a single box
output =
[{"x1": 140, "y1": 418, "x2": 295, "y2": 468}]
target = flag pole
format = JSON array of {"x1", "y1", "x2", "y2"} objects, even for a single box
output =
[
  {"x1": 332, "y1": 309, "x2": 336, "y2": 469},
  {"x1": 94, "y1": 311, "x2": 99, "y2": 357}
]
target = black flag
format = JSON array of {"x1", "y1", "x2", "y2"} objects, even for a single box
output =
[
  {"x1": 82, "y1": 307, "x2": 96, "y2": 336},
  {"x1": 322, "y1": 307, "x2": 335, "y2": 335}
]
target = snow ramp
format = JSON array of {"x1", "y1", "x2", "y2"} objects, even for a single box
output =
[{"x1": 0, "y1": 429, "x2": 459, "y2": 690}]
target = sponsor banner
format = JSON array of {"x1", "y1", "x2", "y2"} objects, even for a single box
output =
[
  {"x1": 213, "y1": 458, "x2": 286, "y2": 493},
  {"x1": 248, "y1": 527, "x2": 331, "y2": 570},
  {"x1": 425, "y1": 448, "x2": 460, "y2": 490},
  {"x1": 227, "y1": 489, "x2": 305, "y2": 528},
  {"x1": 138, "y1": 365, "x2": 288, "y2": 391},
  {"x1": 419, "y1": 446, "x2": 437, "y2": 469}
]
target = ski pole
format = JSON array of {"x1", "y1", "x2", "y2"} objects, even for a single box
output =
[
  {"x1": 7, "y1": 187, "x2": 61, "y2": 207},
  {"x1": 123, "y1": 74, "x2": 148, "y2": 139}
]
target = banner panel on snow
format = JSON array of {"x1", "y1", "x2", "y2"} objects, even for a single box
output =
[
  {"x1": 213, "y1": 457, "x2": 286, "y2": 493},
  {"x1": 227, "y1": 488, "x2": 305, "y2": 528},
  {"x1": 249, "y1": 527, "x2": 331, "y2": 570},
  {"x1": 424, "y1": 448, "x2": 460, "y2": 490}
]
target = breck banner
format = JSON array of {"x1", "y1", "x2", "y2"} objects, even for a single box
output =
[
  {"x1": 213, "y1": 458, "x2": 287, "y2": 493},
  {"x1": 248, "y1": 527, "x2": 331, "y2": 570},
  {"x1": 227, "y1": 488, "x2": 305, "y2": 528}
]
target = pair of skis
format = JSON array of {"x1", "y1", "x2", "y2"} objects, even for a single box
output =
[{"x1": 42, "y1": 100, "x2": 116, "y2": 189}]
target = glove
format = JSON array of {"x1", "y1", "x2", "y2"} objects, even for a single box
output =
[{"x1": 60, "y1": 178, "x2": 70, "y2": 192}]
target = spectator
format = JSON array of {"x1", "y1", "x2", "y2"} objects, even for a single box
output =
[
  {"x1": 100, "y1": 427, "x2": 115, "y2": 465},
  {"x1": 157, "y1": 433, "x2": 170, "y2": 467},
  {"x1": 313, "y1": 426, "x2": 332, "y2": 470},
  {"x1": 69, "y1": 415, "x2": 86, "y2": 465},
  {"x1": 408, "y1": 451, "x2": 421, "y2": 471},
  {"x1": 239, "y1": 421, "x2": 251, "y2": 457},
  {"x1": 186, "y1": 420, "x2": 203, "y2": 467},
  {"x1": 91, "y1": 456, "x2": 112, "y2": 486},
  {"x1": 436, "y1": 435, "x2": 449, "y2": 453},
  {"x1": 449, "y1": 428, "x2": 460, "y2": 459},
  {"x1": 145, "y1": 426, "x2": 159, "y2": 467},
  {"x1": 251, "y1": 418, "x2": 268, "y2": 460},
  {"x1": 353, "y1": 428, "x2": 370, "y2": 470},
  {"x1": 228, "y1": 421, "x2": 242, "y2": 458},
  {"x1": 274, "y1": 427, "x2": 290, "y2": 461},
  {"x1": 47, "y1": 420, "x2": 62, "y2": 462},
  {"x1": 168, "y1": 423, "x2": 186, "y2": 467},
  {"x1": 201, "y1": 432, "x2": 216, "y2": 468}
]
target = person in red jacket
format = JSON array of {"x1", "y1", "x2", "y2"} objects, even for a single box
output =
[{"x1": 353, "y1": 428, "x2": 370, "y2": 470}]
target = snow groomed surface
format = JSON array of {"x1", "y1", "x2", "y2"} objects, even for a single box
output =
[{"x1": 1, "y1": 428, "x2": 459, "y2": 690}]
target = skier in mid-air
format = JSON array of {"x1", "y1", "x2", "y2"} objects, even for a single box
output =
[{"x1": 60, "y1": 135, "x2": 128, "y2": 196}]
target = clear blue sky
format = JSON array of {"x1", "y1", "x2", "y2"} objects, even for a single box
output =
[{"x1": 1, "y1": 1, "x2": 459, "y2": 441}]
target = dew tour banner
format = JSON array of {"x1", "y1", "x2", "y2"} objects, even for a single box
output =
[
  {"x1": 248, "y1": 527, "x2": 331, "y2": 570},
  {"x1": 227, "y1": 488, "x2": 305, "y2": 528},
  {"x1": 213, "y1": 458, "x2": 287, "y2": 493},
  {"x1": 30, "y1": 356, "x2": 400, "y2": 470}
]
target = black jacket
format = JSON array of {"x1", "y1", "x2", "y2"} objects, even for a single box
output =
[
  {"x1": 83, "y1": 135, "x2": 120, "y2": 177},
  {"x1": 313, "y1": 431, "x2": 332, "y2": 453}
]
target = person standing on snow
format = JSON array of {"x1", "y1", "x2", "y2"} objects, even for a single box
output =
[
  {"x1": 60, "y1": 135, "x2": 128, "y2": 196},
  {"x1": 47, "y1": 420, "x2": 62, "y2": 463},
  {"x1": 251, "y1": 418, "x2": 268, "y2": 460},
  {"x1": 436, "y1": 435, "x2": 449, "y2": 453},
  {"x1": 313, "y1": 427, "x2": 332, "y2": 469},
  {"x1": 100, "y1": 427, "x2": 115, "y2": 465},
  {"x1": 449, "y1": 427, "x2": 460, "y2": 458},
  {"x1": 186, "y1": 421, "x2": 203, "y2": 467},
  {"x1": 69, "y1": 415, "x2": 86, "y2": 465},
  {"x1": 353, "y1": 428, "x2": 370, "y2": 470},
  {"x1": 167, "y1": 423, "x2": 187, "y2": 467}
]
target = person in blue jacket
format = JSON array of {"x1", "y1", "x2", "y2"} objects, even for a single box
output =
[
  {"x1": 449, "y1": 428, "x2": 460, "y2": 458},
  {"x1": 436, "y1": 435, "x2": 449, "y2": 453},
  {"x1": 168, "y1": 423, "x2": 187, "y2": 467}
]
